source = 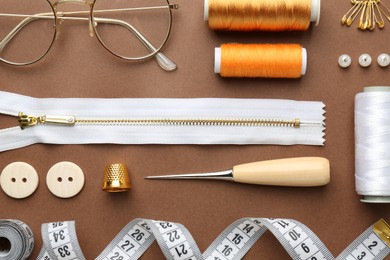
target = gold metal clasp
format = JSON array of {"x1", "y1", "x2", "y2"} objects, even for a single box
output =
[
  {"x1": 293, "y1": 119, "x2": 300, "y2": 128},
  {"x1": 373, "y1": 219, "x2": 390, "y2": 247},
  {"x1": 43, "y1": 115, "x2": 76, "y2": 126},
  {"x1": 18, "y1": 112, "x2": 75, "y2": 130},
  {"x1": 18, "y1": 112, "x2": 39, "y2": 129}
]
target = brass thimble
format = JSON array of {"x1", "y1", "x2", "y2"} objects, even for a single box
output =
[{"x1": 102, "y1": 164, "x2": 131, "y2": 192}]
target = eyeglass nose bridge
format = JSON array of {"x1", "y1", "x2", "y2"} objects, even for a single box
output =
[{"x1": 52, "y1": 0, "x2": 96, "y2": 37}]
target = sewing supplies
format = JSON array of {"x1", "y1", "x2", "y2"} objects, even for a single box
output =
[
  {"x1": 341, "y1": 0, "x2": 390, "y2": 30},
  {"x1": 36, "y1": 218, "x2": 390, "y2": 260},
  {"x1": 339, "y1": 53, "x2": 390, "y2": 68},
  {"x1": 359, "y1": 54, "x2": 373, "y2": 67},
  {"x1": 0, "y1": 162, "x2": 39, "y2": 199},
  {"x1": 46, "y1": 162, "x2": 85, "y2": 199},
  {"x1": 355, "y1": 86, "x2": 390, "y2": 203},
  {"x1": 102, "y1": 164, "x2": 131, "y2": 192},
  {"x1": 204, "y1": 0, "x2": 321, "y2": 31},
  {"x1": 146, "y1": 157, "x2": 330, "y2": 187},
  {"x1": 0, "y1": 219, "x2": 34, "y2": 260},
  {"x1": 38, "y1": 221, "x2": 84, "y2": 260},
  {"x1": 215, "y1": 43, "x2": 307, "y2": 78},
  {"x1": 338, "y1": 54, "x2": 352, "y2": 68},
  {"x1": 0, "y1": 91, "x2": 326, "y2": 151}
]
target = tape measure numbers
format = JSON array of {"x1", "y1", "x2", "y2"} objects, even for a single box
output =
[
  {"x1": 37, "y1": 218, "x2": 390, "y2": 260},
  {"x1": 37, "y1": 221, "x2": 85, "y2": 260}
]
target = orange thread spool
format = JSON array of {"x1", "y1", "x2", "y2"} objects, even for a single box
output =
[
  {"x1": 215, "y1": 43, "x2": 306, "y2": 78},
  {"x1": 204, "y1": 0, "x2": 321, "y2": 31}
]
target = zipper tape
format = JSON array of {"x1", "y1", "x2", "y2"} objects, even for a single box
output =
[
  {"x1": 0, "y1": 219, "x2": 34, "y2": 260},
  {"x1": 0, "y1": 91, "x2": 326, "y2": 152},
  {"x1": 37, "y1": 218, "x2": 390, "y2": 260}
]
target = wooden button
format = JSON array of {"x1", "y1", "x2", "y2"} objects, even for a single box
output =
[
  {"x1": 0, "y1": 162, "x2": 39, "y2": 199},
  {"x1": 46, "y1": 162, "x2": 84, "y2": 198}
]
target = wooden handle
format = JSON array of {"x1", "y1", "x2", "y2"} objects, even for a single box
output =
[{"x1": 232, "y1": 157, "x2": 330, "y2": 187}]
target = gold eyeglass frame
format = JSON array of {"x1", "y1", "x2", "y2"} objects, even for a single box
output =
[{"x1": 0, "y1": 0, "x2": 179, "y2": 71}]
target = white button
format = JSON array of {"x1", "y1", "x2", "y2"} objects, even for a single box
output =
[
  {"x1": 0, "y1": 162, "x2": 39, "y2": 199},
  {"x1": 377, "y1": 53, "x2": 390, "y2": 67},
  {"x1": 338, "y1": 54, "x2": 351, "y2": 68},
  {"x1": 359, "y1": 54, "x2": 372, "y2": 67},
  {"x1": 46, "y1": 162, "x2": 84, "y2": 198}
]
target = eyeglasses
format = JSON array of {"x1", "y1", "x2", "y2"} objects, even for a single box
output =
[{"x1": 0, "y1": 0, "x2": 179, "y2": 71}]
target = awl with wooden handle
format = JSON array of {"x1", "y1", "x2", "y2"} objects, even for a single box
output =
[{"x1": 145, "y1": 157, "x2": 330, "y2": 187}]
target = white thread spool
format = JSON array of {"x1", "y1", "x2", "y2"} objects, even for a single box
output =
[{"x1": 355, "y1": 86, "x2": 390, "y2": 203}]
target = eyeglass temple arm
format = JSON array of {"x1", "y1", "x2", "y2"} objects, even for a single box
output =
[
  {"x1": 93, "y1": 17, "x2": 176, "y2": 71},
  {"x1": 0, "y1": 13, "x2": 53, "y2": 53}
]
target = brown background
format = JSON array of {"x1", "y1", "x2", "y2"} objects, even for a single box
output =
[{"x1": 1, "y1": 0, "x2": 390, "y2": 259}]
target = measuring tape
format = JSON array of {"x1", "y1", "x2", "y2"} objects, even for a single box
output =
[
  {"x1": 36, "y1": 218, "x2": 390, "y2": 260},
  {"x1": 37, "y1": 221, "x2": 85, "y2": 260},
  {"x1": 0, "y1": 219, "x2": 34, "y2": 260}
]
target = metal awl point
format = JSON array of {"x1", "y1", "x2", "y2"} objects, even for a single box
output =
[{"x1": 145, "y1": 169, "x2": 234, "y2": 181}]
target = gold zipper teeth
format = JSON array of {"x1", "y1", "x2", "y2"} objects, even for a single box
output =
[
  {"x1": 75, "y1": 118, "x2": 301, "y2": 127},
  {"x1": 17, "y1": 113, "x2": 302, "y2": 129}
]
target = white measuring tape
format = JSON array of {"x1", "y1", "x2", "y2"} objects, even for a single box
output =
[
  {"x1": 37, "y1": 221, "x2": 85, "y2": 260},
  {"x1": 0, "y1": 219, "x2": 34, "y2": 260},
  {"x1": 37, "y1": 218, "x2": 390, "y2": 260}
]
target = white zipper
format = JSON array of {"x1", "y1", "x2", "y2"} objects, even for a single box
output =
[{"x1": 0, "y1": 91, "x2": 325, "y2": 152}]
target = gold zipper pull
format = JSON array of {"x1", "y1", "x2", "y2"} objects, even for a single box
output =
[
  {"x1": 18, "y1": 112, "x2": 38, "y2": 129},
  {"x1": 18, "y1": 112, "x2": 75, "y2": 130}
]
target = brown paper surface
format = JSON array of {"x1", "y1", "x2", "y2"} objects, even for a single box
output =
[{"x1": 0, "y1": 0, "x2": 389, "y2": 259}]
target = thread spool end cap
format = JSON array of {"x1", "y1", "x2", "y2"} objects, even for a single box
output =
[
  {"x1": 214, "y1": 47, "x2": 221, "y2": 74},
  {"x1": 301, "y1": 48, "x2": 307, "y2": 75},
  {"x1": 311, "y1": 0, "x2": 321, "y2": 26},
  {"x1": 204, "y1": 0, "x2": 209, "y2": 21},
  {"x1": 364, "y1": 86, "x2": 390, "y2": 93},
  {"x1": 361, "y1": 196, "x2": 390, "y2": 203}
]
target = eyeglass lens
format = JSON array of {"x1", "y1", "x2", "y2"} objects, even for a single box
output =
[
  {"x1": 0, "y1": 0, "x2": 56, "y2": 65},
  {"x1": 92, "y1": 0, "x2": 172, "y2": 60}
]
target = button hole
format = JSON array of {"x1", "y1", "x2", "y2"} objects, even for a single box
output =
[
  {"x1": 11, "y1": 178, "x2": 16, "y2": 183},
  {"x1": 22, "y1": 178, "x2": 27, "y2": 183},
  {"x1": 68, "y1": 177, "x2": 73, "y2": 182},
  {"x1": 57, "y1": 177, "x2": 62, "y2": 182}
]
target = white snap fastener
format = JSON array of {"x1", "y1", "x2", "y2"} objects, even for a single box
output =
[
  {"x1": 0, "y1": 162, "x2": 39, "y2": 199},
  {"x1": 359, "y1": 54, "x2": 372, "y2": 67},
  {"x1": 46, "y1": 162, "x2": 84, "y2": 198},
  {"x1": 338, "y1": 54, "x2": 351, "y2": 68},
  {"x1": 377, "y1": 53, "x2": 390, "y2": 67}
]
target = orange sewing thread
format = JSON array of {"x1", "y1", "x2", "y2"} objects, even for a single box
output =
[
  {"x1": 205, "y1": 0, "x2": 320, "y2": 31},
  {"x1": 217, "y1": 44, "x2": 305, "y2": 78}
]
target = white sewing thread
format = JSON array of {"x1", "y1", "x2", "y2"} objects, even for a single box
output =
[{"x1": 355, "y1": 91, "x2": 390, "y2": 196}]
